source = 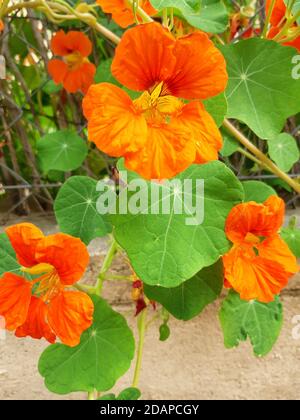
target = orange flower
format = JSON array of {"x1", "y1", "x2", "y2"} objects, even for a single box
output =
[
  {"x1": 97, "y1": 0, "x2": 157, "y2": 28},
  {"x1": 0, "y1": 20, "x2": 4, "y2": 33},
  {"x1": 223, "y1": 196, "x2": 299, "y2": 303},
  {"x1": 266, "y1": 0, "x2": 300, "y2": 52},
  {"x1": 83, "y1": 23, "x2": 227, "y2": 180},
  {"x1": 0, "y1": 223, "x2": 94, "y2": 347},
  {"x1": 48, "y1": 31, "x2": 96, "y2": 94}
]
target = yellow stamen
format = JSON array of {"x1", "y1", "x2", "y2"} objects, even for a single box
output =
[
  {"x1": 64, "y1": 52, "x2": 88, "y2": 71},
  {"x1": 21, "y1": 263, "x2": 54, "y2": 276},
  {"x1": 245, "y1": 232, "x2": 260, "y2": 244}
]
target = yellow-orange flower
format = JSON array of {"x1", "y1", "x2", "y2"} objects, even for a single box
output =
[
  {"x1": 83, "y1": 23, "x2": 228, "y2": 180},
  {"x1": 97, "y1": 0, "x2": 157, "y2": 28},
  {"x1": 223, "y1": 196, "x2": 299, "y2": 303},
  {"x1": 48, "y1": 31, "x2": 96, "y2": 94},
  {"x1": 0, "y1": 223, "x2": 94, "y2": 347}
]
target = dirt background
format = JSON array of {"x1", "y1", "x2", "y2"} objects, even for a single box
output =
[{"x1": 0, "y1": 214, "x2": 300, "y2": 400}]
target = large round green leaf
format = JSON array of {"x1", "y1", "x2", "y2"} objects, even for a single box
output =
[
  {"x1": 184, "y1": 0, "x2": 229, "y2": 33},
  {"x1": 109, "y1": 161, "x2": 244, "y2": 287},
  {"x1": 219, "y1": 291, "x2": 283, "y2": 357},
  {"x1": 54, "y1": 176, "x2": 111, "y2": 245},
  {"x1": 268, "y1": 133, "x2": 300, "y2": 173},
  {"x1": 150, "y1": 0, "x2": 201, "y2": 15},
  {"x1": 37, "y1": 130, "x2": 88, "y2": 173},
  {"x1": 0, "y1": 233, "x2": 19, "y2": 276},
  {"x1": 281, "y1": 227, "x2": 300, "y2": 258},
  {"x1": 221, "y1": 39, "x2": 300, "y2": 139},
  {"x1": 38, "y1": 296, "x2": 135, "y2": 394},
  {"x1": 203, "y1": 93, "x2": 227, "y2": 127},
  {"x1": 242, "y1": 180, "x2": 276, "y2": 203},
  {"x1": 144, "y1": 260, "x2": 223, "y2": 320}
]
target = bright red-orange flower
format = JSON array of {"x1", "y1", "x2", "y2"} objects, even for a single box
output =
[
  {"x1": 97, "y1": 0, "x2": 157, "y2": 28},
  {"x1": 266, "y1": 0, "x2": 300, "y2": 52},
  {"x1": 0, "y1": 223, "x2": 94, "y2": 347},
  {"x1": 83, "y1": 23, "x2": 227, "y2": 180},
  {"x1": 48, "y1": 31, "x2": 96, "y2": 94},
  {"x1": 0, "y1": 20, "x2": 4, "y2": 33},
  {"x1": 223, "y1": 196, "x2": 299, "y2": 303}
]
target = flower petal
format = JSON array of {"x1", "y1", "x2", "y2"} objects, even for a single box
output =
[
  {"x1": 0, "y1": 273, "x2": 32, "y2": 330},
  {"x1": 48, "y1": 59, "x2": 68, "y2": 85},
  {"x1": 112, "y1": 22, "x2": 176, "y2": 92},
  {"x1": 171, "y1": 101, "x2": 223, "y2": 163},
  {"x1": 83, "y1": 83, "x2": 148, "y2": 156},
  {"x1": 47, "y1": 291, "x2": 94, "y2": 347},
  {"x1": 51, "y1": 30, "x2": 92, "y2": 57},
  {"x1": 15, "y1": 296, "x2": 56, "y2": 344},
  {"x1": 166, "y1": 32, "x2": 228, "y2": 100},
  {"x1": 266, "y1": 0, "x2": 286, "y2": 27},
  {"x1": 223, "y1": 246, "x2": 291, "y2": 303},
  {"x1": 63, "y1": 62, "x2": 96, "y2": 94},
  {"x1": 125, "y1": 122, "x2": 195, "y2": 180},
  {"x1": 35, "y1": 233, "x2": 89, "y2": 285},
  {"x1": 5, "y1": 223, "x2": 44, "y2": 267}
]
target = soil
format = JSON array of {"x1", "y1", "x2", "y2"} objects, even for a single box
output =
[{"x1": 0, "y1": 214, "x2": 300, "y2": 400}]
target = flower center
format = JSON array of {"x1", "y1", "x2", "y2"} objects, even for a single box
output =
[
  {"x1": 22, "y1": 263, "x2": 62, "y2": 303},
  {"x1": 64, "y1": 51, "x2": 87, "y2": 71},
  {"x1": 134, "y1": 81, "x2": 183, "y2": 125}
]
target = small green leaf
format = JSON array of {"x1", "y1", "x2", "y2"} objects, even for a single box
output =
[
  {"x1": 203, "y1": 93, "x2": 227, "y2": 127},
  {"x1": 220, "y1": 128, "x2": 239, "y2": 157},
  {"x1": 95, "y1": 59, "x2": 120, "y2": 85},
  {"x1": 0, "y1": 233, "x2": 19, "y2": 276},
  {"x1": 221, "y1": 39, "x2": 300, "y2": 139},
  {"x1": 281, "y1": 227, "x2": 300, "y2": 258},
  {"x1": 98, "y1": 394, "x2": 116, "y2": 400},
  {"x1": 37, "y1": 130, "x2": 88, "y2": 173},
  {"x1": 159, "y1": 324, "x2": 171, "y2": 341},
  {"x1": 39, "y1": 296, "x2": 135, "y2": 395},
  {"x1": 219, "y1": 291, "x2": 283, "y2": 357},
  {"x1": 242, "y1": 181, "x2": 277, "y2": 203},
  {"x1": 184, "y1": 0, "x2": 229, "y2": 34},
  {"x1": 150, "y1": 0, "x2": 201, "y2": 15},
  {"x1": 118, "y1": 387, "x2": 141, "y2": 400},
  {"x1": 42, "y1": 80, "x2": 62, "y2": 94},
  {"x1": 144, "y1": 261, "x2": 223, "y2": 320},
  {"x1": 268, "y1": 133, "x2": 300, "y2": 173},
  {"x1": 54, "y1": 176, "x2": 111, "y2": 245}
]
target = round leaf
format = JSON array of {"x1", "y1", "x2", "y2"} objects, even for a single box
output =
[
  {"x1": 54, "y1": 176, "x2": 111, "y2": 245},
  {"x1": 281, "y1": 227, "x2": 300, "y2": 258},
  {"x1": 221, "y1": 39, "x2": 300, "y2": 139},
  {"x1": 37, "y1": 130, "x2": 88, "y2": 172},
  {"x1": 268, "y1": 133, "x2": 300, "y2": 172},
  {"x1": 38, "y1": 296, "x2": 135, "y2": 394},
  {"x1": 0, "y1": 233, "x2": 19, "y2": 276},
  {"x1": 144, "y1": 260, "x2": 223, "y2": 320},
  {"x1": 184, "y1": 0, "x2": 229, "y2": 33},
  {"x1": 203, "y1": 93, "x2": 227, "y2": 127},
  {"x1": 242, "y1": 180, "x2": 277, "y2": 203},
  {"x1": 219, "y1": 291, "x2": 283, "y2": 357},
  {"x1": 109, "y1": 161, "x2": 244, "y2": 287}
]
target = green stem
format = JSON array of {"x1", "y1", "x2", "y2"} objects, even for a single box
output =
[
  {"x1": 88, "y1": 390, "x2": 95, "y2": 400},
  {"x1": 132, "y1": 307, "x2": 147, "y2": 388},
  {"x1": 95, "y1": 239, "x2": 118, "y2": 296},
  {"x1": 262, "y1": 0, "x2": 277, "y2": 38}
]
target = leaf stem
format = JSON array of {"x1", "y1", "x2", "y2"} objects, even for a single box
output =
[
  {"x1": 223, "y1": 119, "x2": 300, "y2": 193},
  {"x1": 95, "y1": 239, "x2": 118, "y2": 296},
  {"x1": 88, "y1": 390, "x2": 96, "y2": 400},
  {"x1": 132, "y1": 307, "x2": 147, "y2": 388}
]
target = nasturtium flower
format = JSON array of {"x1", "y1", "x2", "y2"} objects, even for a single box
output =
[
  {"x1": 223, "y1": 196, "x2": 299, "y2": 303},
  {"x1": 48, "y1": 30, "x2": 96, "y2": 94},
  {"x1": 97, "y1": 0, "x2": 157, "y2": 28},
  {"x1": 0, "y1": 20, "x2": 4, "y2": 33},
  {"x1": 0, "y1": 223, "x2": 94, "y2": 347},
  {"x1": 83, "y1": 23, "x2": 228, "y2": 180},
  {"x1": 266, "y1": 0, "x2": 300, "y2": 51}
]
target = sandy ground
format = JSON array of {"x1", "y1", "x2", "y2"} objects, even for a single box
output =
[{"x1": 0, "y1": 214, "x2": 300, "y2": 400}]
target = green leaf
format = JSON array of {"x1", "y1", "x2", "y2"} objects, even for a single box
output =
[
  {"x1": 94, "y1": 59, "x2": 120, "y2": 85},
  {"x1": 109, "y1": 161, "x2": 244, "y2": 287},
  {"x1": 184, "y1": 0, "x2": 229, "y2": 34},
  {"x1": 284, "y1": 0, "x2": 300, "y2": 24},
  {"x1": 54, "y1": 176, "x2": 111, "y2": 245},
  {"x1": 39, "y1": 296, "x2": 135, "y2": 395},
  {"x1": 118, "y1": 387, "x2": 141, "y2": 400},
  {"x1": 159, "y1": 324, "x2": 171, "y2": 341},
  {"x1": 203, "y1": 93, "x2": 227, "y2": 127},
  {"x1": 242, "y1": 180, "x2": 277, "y2": 203},
  {"x1": 42, "y1": 80, "x2": 62, "y2": 95},
  {"x1": 221, "y1": 39, "x2": 300, "y2": 139},
  {"x1": 150, "y1": 0, "x2": 201, "y2": 15},
  {"x1": 98, "y1": 394, "x2": 116, "y2": 400},
  {"x1": 281, "y1": 227, "x2": 300, "y2": 258},
  {"x1": 0, "y1": 233, "x2": 19, "y2": 276},
  {"x1": 220, "y1": 128, "x2": 239, "y2": 157},
  {"x1": 267, "y1": 133, "x2": 300, "y2": 173},
  {"x1": 37, "y1": 130, "x2": 88, "y2": 173},
  {"x1": 219, "y1": 291, "x2": 283, "y2": 357},
  {"x1": 144, "y1": 260, "x2": 223, "y2": 320}
]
